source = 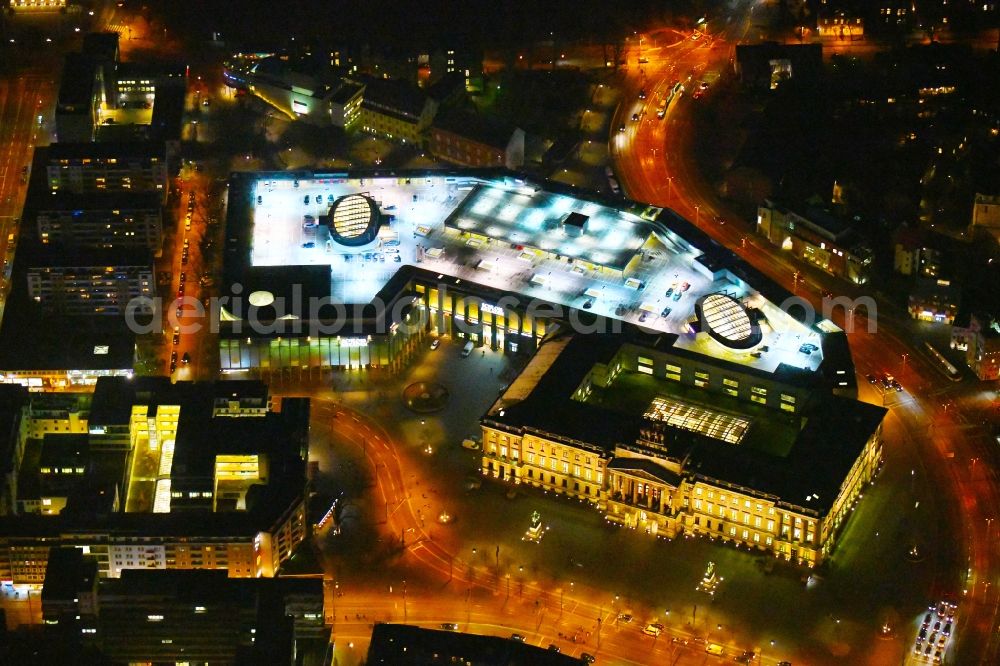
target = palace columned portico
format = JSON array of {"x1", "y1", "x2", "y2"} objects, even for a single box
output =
[{"x1": 605, "y1": 458, "x2": 681, "y2": 537}]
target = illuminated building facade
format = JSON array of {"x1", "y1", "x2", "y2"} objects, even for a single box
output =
[
  {"x1": 7, "y1": 0, "x2": 65, "y2": 10},
  {"x1": 221, "y1": 170, "x2": 855, "y2": 377},
  {"x1": 0, "y1": 379, "x2": 310, "y2": 591},
  {"x1": 358, "y1": 77, "x2": 438, "y2": 145},
  {"x1": 951, "y1": 313, "x2": 1000, "y2": 381},
  {"x1": 757, "y1": 200, "x2": 872, "y2": 285},
  {"x1": 480, "y1": 330, "x2": 885, "y2": 566},
  {"x1": 44, "y1": 142, "x2": 169, "y2": 200},
  {"x1": 429, "y1": 110, "x2": 525, "y2": 169},
  {"x1": 36, "y1": 191, "x2": 163, "y2": 252},
  {"x1": 26, "y1": 250, "x2": 154, "y2": 316}
]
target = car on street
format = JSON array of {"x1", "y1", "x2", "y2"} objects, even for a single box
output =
[
  {"x1": 430, "y1": 339, "x2": 440, "y2": 350},
  {"x1": 672, "y1": 291, "x2": 682, "y2": 301},
  {"x1": 181, "y1": 352, "x2": 190, "y2": 365},
  {"x1": 617, "y1": 613, "x2": 632, "y2": 623},
  {"x1": 638, "y1": 89, "x2": 646, "y2": 99},
  {"x1": 734, "y1": 650, "x2": 755, "y2": 663},
  {"x1": 661, "y1": 307, "x2": 672, "y2": 317},
  {"x1": 692, "y1": 90, "x2": 703, "y2": 99},
  {"x1": 631, "y1": 112, "x2": 640, "y2": 121},
  {"x1": 665, "y1": 287, "x2": 674, "y2": 297},
  {"x1": 618, "y1": 124, "x2": 626, "y2": 132},
  {"x1": 581, "y1": 654, "x2": 595, "y2": 664},
  {"x1": 172, "y1": 333, "x2": 180, "y2": 346},
  {"x1": 866, "y1": 373, "x2": 878, "y2": 384},
  {"x1": 302, "y1": 242, "x2": 315, "y2": 248},
  {"x1": 510, "y1": 634, "x2": 525, "y2": 642},
  {"x1": 440, "y1": 623, "x2": 458, "y2": 631},
  {"x1": 642, "y1": 623, "x2": 663, "y2": 637},
  {"x1": 638, "y1": 311, "x2": 648, "y2": 322},
  {"x1": 547, "y1": 644, "x2": 560, "y2": 652},
  {"x1": 680, "y1": 282, "x2": 690, "y2": 292},
  {"x1": 583, "y1": 299, "x2": 594, "y2": 309}
]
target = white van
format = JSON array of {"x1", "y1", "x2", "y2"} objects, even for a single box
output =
[{"x1": 462, "y1": 341, "x2": 474, "y2": 357}]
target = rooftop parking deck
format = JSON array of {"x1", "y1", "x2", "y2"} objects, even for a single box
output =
[{"x1": 245, "y1": 173, "x2": 825, "y2": 376}]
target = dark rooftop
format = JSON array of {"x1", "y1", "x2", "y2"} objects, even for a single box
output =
[
  {"x1": 367, "y1": 624, "x2": 586, "y2": 666},
  {"x1": 149, "y1": 85, "x2": 186, "y2": 143},
  {"x1": 57, "y1": 54, "x2": 98, "y2": 109},
  {"x1": 433, "y1": 108, "x2": 520, "y2": 149},
  {"x1": 328, "y1": 79, "x2": 365, "y2": 105},
  {"x1": 81, "y1": 32, "x2": 119, "y2": 62},
  {"x1": 359, "y1": 76, "x2": 429, "y2": 119},
  {"x1": 39, "y1": 433, "x2": 90, "y2": 469},
  {"x1": 41, "y1": 547, "x2": 97, "y2": 603},
  {"x1": 45, "y1": 141, "x2": 167, "y2": 161},
  {"x1": 24, "y1": 243, "x2": 153, "y2": 269}
]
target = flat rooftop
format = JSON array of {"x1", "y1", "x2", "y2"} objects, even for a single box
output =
[{"x1": 233, "y1": 171, "x2": 832, "y2": 376}]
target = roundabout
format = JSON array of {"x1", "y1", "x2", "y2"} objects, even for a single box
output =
[{"x1": 402, "y1": 381, "x2": 450, "y2": 413}]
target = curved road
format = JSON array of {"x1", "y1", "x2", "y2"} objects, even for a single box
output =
[{"x1": 610, "y1": 9, "x2": 1000, "y2": 666}]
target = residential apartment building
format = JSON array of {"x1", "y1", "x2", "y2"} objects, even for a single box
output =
[
  {"x1": 358, "y1": 77, "x2": 438, "y2": 145},
  {"x1": 26, "y1": 249, "x2": 154, "y2": 316},
  {"x1": 429, "y1": 110, "x2": 525, "y2": 170},
  {"x1": 757, "y1": 200, "x2": 872, "y2": 284},
  {"x1": 44, "y1": 141, "x2": 169, "y2": 200},
  {"x1": 36, "y1": 191, "x2": 163, "y2": 251},
  {"x1": 39, "y1": 565, "x2": 328, "y2": 664},
  {"x1": 951, "y1": 313, "x2": 1000, "y2": 381}
]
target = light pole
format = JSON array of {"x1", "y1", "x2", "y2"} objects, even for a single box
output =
[
  {"x1": 694, "y1": 204, "x2": 701, "y2": 226},
  {"x1": 403, "y1": 579, "x2": 407, "y2": 623}
]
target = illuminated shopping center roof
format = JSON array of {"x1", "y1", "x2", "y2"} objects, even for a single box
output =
[{"x1": 229, "y1": 169, "x2": 843, "y2": 377}]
